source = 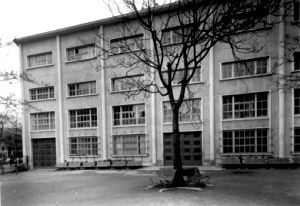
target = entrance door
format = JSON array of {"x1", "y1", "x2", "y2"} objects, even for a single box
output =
[
  {"x1": 32, "y1": 138, "x2": 56, "y2": 168},
  {"x1": 163, "y1": 132, "x2": 202, "y2": 166}
]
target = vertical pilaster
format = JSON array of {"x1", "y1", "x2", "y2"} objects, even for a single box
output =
[{"x1": 209, "y1": 47, "x2": 215, "y2": 163}]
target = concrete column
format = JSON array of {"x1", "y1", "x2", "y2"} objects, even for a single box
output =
[
  {"x1": 209, "y1": 47, "x2": 215, "y2": 163},
  {"x1": 99, "y1": 25, "x2": 107, "y2": 160},
  {"x1": 278, "y1": 9, "x2": 285, "y2": 158},
  {"x1": 56, "y1": 35, "x2": 64, "y2": 163}
]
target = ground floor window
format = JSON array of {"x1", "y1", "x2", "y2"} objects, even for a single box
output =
[
  {"x1": 69, "y1": 136, "x2": 98, "y2": 156},
  {"x1": 223, "y1": 128, "x2": 268, "y2": 154},
  {"x1": 112, "y1": 134, "x2": 146, "y2": 156},
  {"x1": 294, "y1": 128, "x2": 300, "y2": 152}
]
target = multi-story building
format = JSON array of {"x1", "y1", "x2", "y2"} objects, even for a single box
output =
[{"x1": 14, "y1": 2, "x2": 300, "y2": 169}]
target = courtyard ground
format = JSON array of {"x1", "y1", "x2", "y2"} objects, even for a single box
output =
[{"x1": 1, "y1": 168, "x2": 299, "y2": 206}]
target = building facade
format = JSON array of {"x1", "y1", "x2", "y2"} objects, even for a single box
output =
[{"x1": 14, "y1": 2, "x2": 300, "y2": 169}]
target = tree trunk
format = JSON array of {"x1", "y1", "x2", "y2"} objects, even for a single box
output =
[{"x1": 171, "y1": 108, "x2": 186, "y2": 187}]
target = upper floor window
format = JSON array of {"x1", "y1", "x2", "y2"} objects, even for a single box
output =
[
  {"x1": 113, "y1": 134, "x2": 146, "y2": 156},
  {"x1": 222, "y1": 57, "x2": 268, "y2": 79},
  {"x1": 111, "y1": 75, "x2": 142, "y2": 92},
  {"x1": 69, "y1": 108, "x2": 97, "y2": 128},
  {"x1": 30, "y1": 112, "x2": 55, "y2": 131},
  {"x1": 30, "y1": 87, "x2": 54, "y2": 101},
  {"x1": 162, "y1": 26, "x2": 192, "y2": 45},
  {"x1": 66, "y1": 45, "x2": 95, "y2": 62},
  {"x1": 162, "y1": 68, "x2": 201, "y2": 85},
  {"x1": 293, "y1": 52, "x2": 300, "y2": 71},
  {"x1": 69, "y1": 136, "x2": 98, "y2": 156},
  {"x1": 294, "y1": 0, "x2": 300, "y2": 21},
  {"x1": 294, "y1": 128, "x2": 300, "y2": 152},
  {"x1": 223, "y1": 92, "x2": 268, "y2": 119},
  {"x1": 27, "y1": 52, "x2": 52, "y2": 68},
  {"x1": 294, "y1": 89, "x2": 300, "y2": 114},
  {"x1": 163, "y1": 99, "x2": 201, "y2": 123},
  {"x1": 113, "y1": 104, "x2": 145, "y2": 126},
  {"x1": 110, "y1": 34, "x2": 144, "y2": 55},
  {"x1": 68, "y1": 81, "x2": 96, "y2": 97}
]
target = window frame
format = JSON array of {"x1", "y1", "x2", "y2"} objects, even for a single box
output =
[
  {"x1": 67, "y1": 81, "x2": 97, "y2": 97},
  {"x1": 294, "y1": 0, "x2": 300, "y2": 22},
  {"x1": 293, "y1": 127, "x2": 300, "y2": 153},
  {"x1": 69, "y1": 108, "x2": 97, "y2": 129},
  {"x1": 111, "y1": 75, "x2": 143, "y2": 93},
  {"x1": 162, "y1": 67, "x2": 202, "y2": 86},
  {"x1": 69, "y1": 136, "x2": 99, "y2": 157},
  {"x1": 294, "y1": 88, "x2": 300, "y2": 115},
  {"x1": 30, "y1": 112, "x2": 55, "y2": 131},
  {"x1": 221, "y1": 57, "x2": 269, "y2": 80},
  {"x1": 27, "y1": 52, "x2": 53, "y2": 69},
  {"x1": 112, "y1": 104, "x2": 146, "y2": 126},
  {"x1": 112, "y1": 134, "x2": 146, "y2": 156},
  {"x1": 109, "y1": 34, "x2": 144, "y2": 55},
  {"x1": 29, "y1": 86, "x2": 55, "y2": 101},
  {"x1": 66, "y1": 44, "x2": 96, "y2": 62}
]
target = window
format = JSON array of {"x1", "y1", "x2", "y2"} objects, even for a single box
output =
[
  {"x1": 294, "y1": 128, "x2": 300, "y2": 152},
  {"x1": 163, "y1": 99, "x2": 201, "y2": 123},
  {"x1": 113, "y1": 104, "x2": 145, "y2": 126},
  {"x1": 68, "y1": 81, "x2": 96, "y2": 96},
  {"x1": 223, "y1": 129, "x2": 268, "y2": 154},
  {"x1": 69, "y1": 136, "x2": 98, "y2": 156},
  {"x1": 222, "y1": 57, "x2": 268, "y2": 79},
  {"x1": 294, "y1": 89, "x2": 300, "y2": 114},
  {"x1": 162, "y1": 68, "x2": 201, "y2": 85},
  {"x1": 293, "y1": 52, "x2": 300, "y2": 71},
  {"x1": 223, "y1": 92, "x2": 268, "y2": 119},
  {"x1": 66, "y1": 45, "x2": 95, "y2": 62},
  {"x1": 30, "y1": 87, "x2": 54, "y2": 101},
  {"x1": 111, "y1": 75, "x2": 142, "y2": 92},
  {"x1": 31, "y1": 112, "x2": 55, "y2": 131},
  {"x1": 162, "y1": 26, "x2": 192, "y2": 45},
  {"x1": 27, "y1": 52, "x2": 52, "y2": 68},
  {"x1": 69, "y1": 108, "x2": 97, "y2": 128},
  {"x1": 110, "y1": 34, "x2": 144, "y2": 54},
  {"x1": 294, "y1": 0, "x2": 300, "y2": 21},
  {"x1": 113, "y1": 134, "x2": 146, "y2": 156}
]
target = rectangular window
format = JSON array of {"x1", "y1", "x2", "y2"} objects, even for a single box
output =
[
  {"x1": 223, "y1": 92, "x2": 268, "y2": 119},
  {"x1": 68, "y1": 81, "x2": 96, "y2": 96},
  {"x1": 30, "y1": 87, "x2": 54, "y2": 101},
  {"x1": 163, "y1": 99, "x2": 201, "y2": 123},
  {"x1": 294, "y1": 0, "x2": 300, "y2": 21},
  {"x1": 69, "y1": 108, "x2": 97, "y2": 128},
  {"x1": 113, "y1": 104, "x2": 145, "y2": 126},
  {"x1": 295, "y1": 89, "x2": 300, "y2": 114},
  {"x1": 294, "y1": 128, "x2": 300, "y2": 152},
  {"x1": 69, "y1": 136, "x2": 98, "y2": 156},
  {"x1": 66, "y1": 45, "x2": 95, "y2": 62},
  {"x1": 162, "y1": 26, "x2": 192, "y2": 45},
  {"x1": 223, "y1": 129, "x2": 268, "y2": 154},
  {"x1": 162, "y1": 68, "x2": 201, "y2": 85},
  {"x1": 31, "y1": 112, "x2": 55, "y2": 131},
  {"x1": 221, "y1": 57, "x2": 268, "y2": 79},
  {"x1": 27, "y1": 52, "x2": 52, "y2": 68},
  {"x1": 113, "y1": 134, "x2": 146, "y2": 156},
  {"x1": 111, "y1": 75, "x2": 142, "y2": 92},
  {"x1": 110, "y1": 34, "x2": 144, "y2": 55},
  {"x1": 293, "y1": 52, "x2": 300, "y2": 71}
]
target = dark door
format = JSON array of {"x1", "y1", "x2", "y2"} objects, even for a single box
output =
[
  {"x1": 163, "y1": 132, "x2": 202, "y2": 166},
  {"x1": 32, "y1": 138, "x2": 56, "y2": 168}
]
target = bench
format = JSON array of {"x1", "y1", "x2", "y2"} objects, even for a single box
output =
[
  {"x1": 126, "y1": 160, "x2": 143, "y2": 169},
  {"x1": 95, "y1": 161, "x2": 111, "y2": 169},
  {"x1": 111, "y1": 160, "x2": 127, "y2": 169}
]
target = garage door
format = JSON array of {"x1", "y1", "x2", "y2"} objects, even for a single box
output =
[
  {"x1": 32, "y1": 138, "x2": 56, "y2": 168},
  {"x1": 163, "y1": 132, "x2": 202, "y2": 166}
]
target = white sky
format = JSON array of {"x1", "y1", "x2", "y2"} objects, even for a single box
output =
[{"x1": 0, "y1": 0, "x2": 114, "y2": 112}]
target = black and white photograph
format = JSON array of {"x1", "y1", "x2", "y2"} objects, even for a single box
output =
[{"x1": 0, "y1": 0, "x2": 300, "y2": 205}]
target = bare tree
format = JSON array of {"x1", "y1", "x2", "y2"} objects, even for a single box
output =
[{"x1": 95, "y1": 0, "x2": 292, "y2": 186}]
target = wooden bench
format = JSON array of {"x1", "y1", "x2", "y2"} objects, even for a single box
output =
[
  {"x1": 95, "y1": 161, "x2": 111, "y2": 169},
  {"x1": 126, "y1": 160, "x2": 143, "y2": 169},
  {"x1": 82, "y1": 162, "x2": 96, "y2": 169},
  {"x1": 111, "y1": 160, "x2": 127, "y2": 169}
]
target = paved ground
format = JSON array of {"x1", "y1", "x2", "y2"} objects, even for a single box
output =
[{"x1": 1, "y1": 169, "x2": 300, "y2": 206}]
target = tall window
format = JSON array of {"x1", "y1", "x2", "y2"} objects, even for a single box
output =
[
  {"x1": 113, "y1": 134, "x2": 146, "y2": 156},
  {"x1": 223, "y1": 129, "x2": 268, "y2": 154},
  {"x1": 68, "y1": 81, "x2": 96, "y2": 96},
  {"x1": 294, "y1": 52, "x2": 300, "y2": 71},
  {"x1": 222, "y1": 57, "x2": 268, "y2": 79},
  {"x1": 69, "y1": 108, "x2": 97, "y2": 128},
  {"x1": 27, "y1": 52, "x2": 52, "y2": 68},
  {"x1": 111, "y1": 75, "x2": 142, "y2": 92},
  {"x1": 66, "y1": 45, "x2": 95, "y2": 62},
  {"x1": 295, "y1": 89, "x2": 300, "y2": 114},
  {"x1": 69, "y1": 136, "x2": 98, "y2": 156},
  {"x1": 163, "y1": 99, "x2": 201, "y2": 123},
  {"x1": 31, "y1": 112, "x2": 55, "y2": 131},
  {"x1": 294, "y1": 0, "x2": 300, "y2": 21},
  {"x1": 162, "y1": 68, "x2": 201, "y2": 85},
  {"x1": 294, "y1": 128, "x2": 300, "y2": 152},
  {"x1": 113, "y1": 104, "x2": 145, "y2": 126},
  {"x1": 30, "y1": 87, "x2": 54, "y2": 101},
  {"x1": 110, "y1": 34, "x2": 144, "y2": 54},
  {"x1": 223, "y1": 92, "x2": 268, "y2": 119}
]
